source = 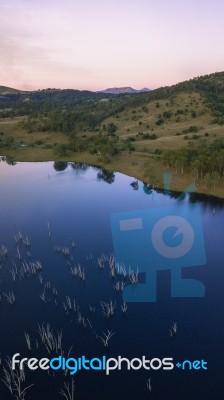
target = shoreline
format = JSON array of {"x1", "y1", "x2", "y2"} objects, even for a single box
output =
[{"x1": 1, "y1": 148, "x2": 224, "y2": 200}]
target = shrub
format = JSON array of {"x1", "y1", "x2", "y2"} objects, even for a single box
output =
[{"x1": 156, "y1": 118, "x2": 164, "y2": 125}]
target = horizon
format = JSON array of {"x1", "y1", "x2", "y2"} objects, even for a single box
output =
[
  {"x1": 1, "y1": 0, "x2": 224, "y2": 91},
  {"x1": 1, "y1": 70, "x2": 223, "y2": 93}
]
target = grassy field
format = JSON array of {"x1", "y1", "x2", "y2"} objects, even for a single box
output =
[
  {"x1": 1, "y1": 91, "x2": 224, "y2": 198},
  {"x1": 102, "y1": 92, "x2": 223, "y2": 144}
]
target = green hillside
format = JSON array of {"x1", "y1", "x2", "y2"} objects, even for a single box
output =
[{"x1": 0, "y1": 71, "x2": 224, "y2": 197}]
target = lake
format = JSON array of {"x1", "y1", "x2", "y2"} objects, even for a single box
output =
[{"x1": 0, "y1": 158, "x2": 223, "y2": 400}]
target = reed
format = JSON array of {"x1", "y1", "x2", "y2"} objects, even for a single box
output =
[
  {"x1": 114, "y1": 281, "x2": 125, "y2": 292},
  {"x1": 121, "y1": 301, "x2": 128, "y2": 313},
  {"x1": 62, "y1": 247, "x2": 70, "y2": 257},
  {"x1": 169, "y1": 322, "x2": 177, "y2": 337},
  {"x1": 0, "y1": 245, "x2": 9, "y2": 259},
  {"x1": 98, "y1": 330, "x2": 115, "y2": 347},
  {"x1": 65, "y1": 296, "x2": 73, "y2": 311},
  {"x1": 89, "y1": 305, "x2": 95, "y2": 313},
  {"x1": 22, "y1": 236, "x2": 31, "y2": 248},
  {"x1": 40, "y1": 291, "x2": 47, "y2": 303},
  {"x1": 24, "y1": 332, "x2": 31, "y2": 351},
  {"x1": 10, "y1": 265, "x2": 18, "y2": 282},
  {"x1": 5, "y1": 291, "x2": 15, "y2": 305},
  {"x1": 38, "y1": 323, "x2": 63, "y2": 354},
  {"x1": 14, "y1": 231, "x2": 23, "y2": 244},
  {"x1": 146, "y1": 377, "x2": 152, "y2": 392},
  {"x1": 2, "y1": 357, "x2": 34, "y2": 400},
  {"x1": 76, "y1": 312, "x2": 87, "y2": 328},
  {"x1": 16, "y1": 246, "x2": 21, "y2": 260},
  {"x1": 70, "y1": 264, "x2": 85, "y2": 280},
  {"x1": 115, "y1": 262, "x2": 127, "y2": 278},
  {"x1": 18, "y1": 260, "x2": 43, "y2": 280},
  {"x1": 45, "y1": 281, "x2": 51, "y2": 289},
  {"x1": 101, "y1": 300, "x2": 116, "y2": 318},
  {"x1": 128, "y1": 267, "x2": 139, "y2": 284},
  {"x1": 47, "y1": 222, "x2": 51, "y2": 238},
  {"x1": 70, "y1": 266, "x2": 78, "y2": 277},
  {"x1": 97, "y1": 254, "x2": 105, "y2": 269},
  {"x1": 59, "y1": 378, "x2": 75, "y2": 400},
  {"x1": 108, "y1": 254, "x2": 116, "y2": 277}
]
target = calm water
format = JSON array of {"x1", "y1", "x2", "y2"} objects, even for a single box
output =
[{"x1": 0, "y1": 159, "x2": 224, "y2": 400}]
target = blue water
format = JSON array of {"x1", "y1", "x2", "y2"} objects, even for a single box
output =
[{"x1": 0, "y1": 159, "x2": 223, "y2": 400}]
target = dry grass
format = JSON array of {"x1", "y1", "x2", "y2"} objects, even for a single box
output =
[{"x1": 0, "y1": 118, "x2": 69, "y2": 146}]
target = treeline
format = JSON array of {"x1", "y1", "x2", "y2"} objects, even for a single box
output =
[
  {"x1": 18, "y1": 100, "x2": 126, "y2": 133},
  {"x1": 54, "y1": 129, "x2": 139, "y2": 161},
  {"x1": 163, "y1": 139, "x2": 224, "y2": 182},
  {"x1": 54, "y1": 132, "x2": 120, "y2": 162}
]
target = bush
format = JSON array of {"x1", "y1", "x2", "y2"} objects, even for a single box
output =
[
  {"x1": 107, "y1": 123, "x2": 117, "y2": 134},
  {"x1": 34, "y1": 139, "x2": 44, "y2": 145},
  {"x1": 155, "y1": 149, "x2": 162, "y2": 155},
  {"x1": 142, "y1": 133, "x2": 157, "y2": 140},
  {"x1": 182, "y1": 126, "x2": 198, "y2": 134},
  {"x1": 55, "y1": 143, "x2": 68, "y2": 156},
  {"x1": 163, "y1": 111, "x2": 172, "y2": 119},
  {"x1": 156, "y1": 118, "x2": 164, "y2": 125}
]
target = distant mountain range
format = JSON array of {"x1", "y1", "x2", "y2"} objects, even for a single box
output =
[
  {"x1": 0, "y1": 85, "x2": 150, "y2": 95},
  {"x1": 98, "y1": 87, "x2": 150, "y2": 94}
]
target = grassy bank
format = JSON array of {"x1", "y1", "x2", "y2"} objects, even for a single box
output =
[{"x1": 2, "y1": 144, "x2": 224, "y2": 199}]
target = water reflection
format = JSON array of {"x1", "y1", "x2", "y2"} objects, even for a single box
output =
[
  {"x1": 97, "y1": 169, "x2": 115, "y2": 184},
  {"x1": 130, "y1": 180, "x2": 139, "y2": 190},
  {"x1": 70, "y1": 162, "x2": 89, "y2": 171},
  {"x1": 53, "y1": 161, "x2": 68, "y2": 171},
  {"x1": 0, "y1": 155, "x2": 17, "y2": 165}
]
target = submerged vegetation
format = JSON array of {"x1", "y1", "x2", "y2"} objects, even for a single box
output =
[
  {"x1": 0, "y1": 71, "x2": 224, "y2": 196},
  {"x1": 1, "y1": 218, "x2": 173, "y2": 398}
]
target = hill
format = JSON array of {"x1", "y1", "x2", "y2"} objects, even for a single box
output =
[
  {"x1": 99, "y1": 87, "x2": 150, "y2": 94},
  {"x1": 0, "y1": 86, "x2": 24, "y2": 94},
  {"x1": 0, "y1": 71, "x2": 224, "y2": 197}
]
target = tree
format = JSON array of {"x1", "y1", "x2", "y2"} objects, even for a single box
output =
[{"x1": 107, "y1": 123, "x2": 117, "y2": 135}]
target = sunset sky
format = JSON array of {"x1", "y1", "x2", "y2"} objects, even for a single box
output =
[{"x1": 1, "y1": 0, "x2": 224, "y2": 91}]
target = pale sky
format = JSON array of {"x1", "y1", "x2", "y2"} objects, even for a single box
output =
[{"x1": 0, "y1": 0, "x2": 224, "y2": 91}]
